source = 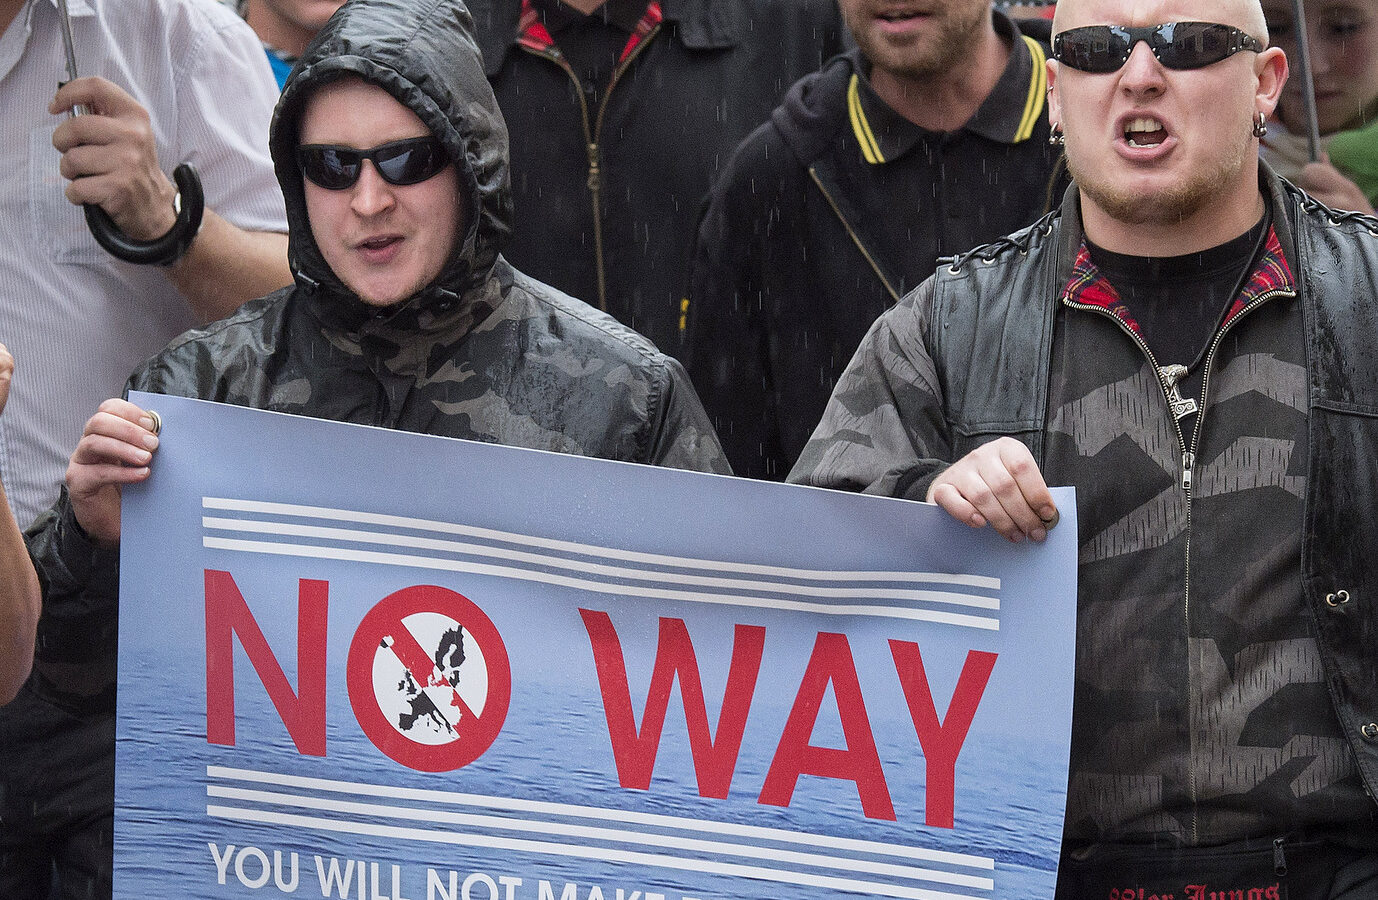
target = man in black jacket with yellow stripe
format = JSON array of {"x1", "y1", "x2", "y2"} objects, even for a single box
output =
[{"x1": 686, "y1": 0, "x2": 1066, "y2": 481}]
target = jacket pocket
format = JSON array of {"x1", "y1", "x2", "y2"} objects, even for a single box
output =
[
  {"x1": 950, "y1": 426, "x2": 1042, "y2": 463},
  {"x1": 1308, "y1": 400, "x2": 1378, "y2": 568},
  {"x1": 1302, "y1": 401, "x2": 1378, "y2": 817}
]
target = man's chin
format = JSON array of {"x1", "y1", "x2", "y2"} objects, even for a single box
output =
[
  {"x1": 1068, "y1": 143, "x2": 1256, "y2": 234},
  {"x1": 1070, "y1": 165, "x2": 1216, "y2": 231},
  {"x1": 857, "y1": 12, "x2": 985, "y2": 82},
  {"x1": 1082, "y1": 189, "x2": 1210, "y2": 228},
  {"x1": 350, "y1": 278, "x2": 424, "y2": 310}
]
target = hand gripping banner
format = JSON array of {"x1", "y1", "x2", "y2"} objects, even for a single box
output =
[{"x1": 116, "y1": 393, "x2": 1078, "y2": 900}]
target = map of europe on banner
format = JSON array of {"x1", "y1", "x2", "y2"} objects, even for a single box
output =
[{"x1": 116, "y1": 392, "x2": 1078, "y2": 900}]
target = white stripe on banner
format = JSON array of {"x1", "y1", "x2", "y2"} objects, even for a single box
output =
[
  {"x1": 202, "y1": 498, "x2": 999, "y2": 588},
  {"x1": 207, "y1": 766, "x2": 994, "y2": 868},
  {"x1": 205, "y1": 787, "x2": 991, "y2": 888},
  {"x1": 200, "y1": 498, "x2": 1002, "y2": 631},
  {"x1": 201, "y1": 517, "x2": 999, "y2": 609},
  {"x1": 207, "y1": 767, "x2": 995, "y2": 900}
]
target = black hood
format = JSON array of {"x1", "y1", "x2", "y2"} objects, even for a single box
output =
[
  {"x1": 269, "y1": 0, "x2": 512, "y2": 328},
  {"x1": 769, "y1": 51, "x2": 858, "y2": 166}
]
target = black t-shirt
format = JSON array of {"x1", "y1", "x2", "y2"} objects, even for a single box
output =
[
  {"x1": 530, "y1": 0, "x2": 648, "y2": 108},
  {"x1": 1087, "y1": 211, "x2": 1270, "y2": 438}
]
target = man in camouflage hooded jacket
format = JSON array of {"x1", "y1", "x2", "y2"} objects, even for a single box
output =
[{"x1": 10, "y1": 0, "x2": 727, "y2": 893}]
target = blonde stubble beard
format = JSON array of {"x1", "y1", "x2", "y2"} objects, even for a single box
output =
[{"x1": 1064, "y1": 129, "x2": 1257, "y2": 228}]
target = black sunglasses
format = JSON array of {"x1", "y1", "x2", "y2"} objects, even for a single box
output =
[
  {"x1": 1053, "y1": 21, "x2": 1264, "y2": 73},
  {"x1": 296, "y1": 136, "x2": 449, "y2": 190}
]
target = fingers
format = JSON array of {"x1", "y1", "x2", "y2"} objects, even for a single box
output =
[
  {"x1": 84, "y1": 398, "x2": 160, "y2": 444},
  {"x1": 50, "y1": 76, "x2": 144, "y2": 119},
  {"x1": 65, "y1": 400, "x2": 158, "y2": 545},
  {"x1": 926, "y1": 438, "x2": 1058, "y2": 543},
  {"x1": 998, "y1": 439, "x2": 1058, "y2": 528},
  {"x1": 55, "y1": 128, "x2": 148, "y2": 178},
  {"x1": 0, "y1": 343, "x2": 12, "y2": 416},
  {"x1": 956, "y1": 447, "x2": 1045, "y2": 540},
  {"x1": 67, "y1": 462, "x2": 153, "y2": 499},
  {"x1": 58, "y1": 167, "x2": 177, "y2": 239},
  {"x1": 49, "y1": 78, "x2": 176, "y2": 239},
  {"x1": 69, "y1": 400, "x2": 159, "y2": 472},
  {"x1": 929, "y1": 481, "x2": 988, "y2": 530}
]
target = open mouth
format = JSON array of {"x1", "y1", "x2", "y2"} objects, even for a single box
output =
[
  {"x1": 876, "y1": 8, "x2": 928, "y2": 24},
  {"x1": 359, "y1": 235, "x2": 401, "y2": 251},
  {"x1": 1124, "y1": 116, "x2": 1168, "y2": 148}
]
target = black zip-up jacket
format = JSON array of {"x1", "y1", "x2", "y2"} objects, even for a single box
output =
[
  {"x1": 469, "y1": 0, "x2": 848, "y2": 353},
  {"x1": 686, "y1": 14, "x2": 1067, "y2": 480}
]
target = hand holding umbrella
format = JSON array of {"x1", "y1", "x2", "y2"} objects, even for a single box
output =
[{"x1": 50, "y1": 0, "x2": 203, "y2": 266}]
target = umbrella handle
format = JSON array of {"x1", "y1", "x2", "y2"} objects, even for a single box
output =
[
  {"x1": 1287, "y1": 0, "x2": 1325, "y2": 162},
  {"x1": 84, "y1": 163, "x2": 204, "y2": 266}
]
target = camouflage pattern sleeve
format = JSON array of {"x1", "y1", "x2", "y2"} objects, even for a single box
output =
[
  {"x1": 23, "y1": 489, "x2": 122, "y2": 714},
  {"x1": 23, "y1": 491, "x2": 115, "y2": 601},
  {"x1": 786, "y1": 279, "x2": 955, "y2": 499},
  {"x1": 646, "y1": 357, "x2": 734, "y2": 476}
]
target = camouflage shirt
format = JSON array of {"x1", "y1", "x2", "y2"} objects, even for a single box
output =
[
  {"x1": 128, "y1": 259, "x2": 727, "y2": 471},
  {"x1": 790, "y1": 179, "x2": 1378, "y2": 850}
]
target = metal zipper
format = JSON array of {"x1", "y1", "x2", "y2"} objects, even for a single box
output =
[
  {"x1": 1062, "y1": 296, "x2": 1190, "y2": 476},
  {"x1": 1183, "y1": 288, "x2": 1296, "y2": 486},
  {"x1": 1063, "y1": 284, "x2": 1295, "y2": 841},
  {"x1": 586, "y1": 139, "x2": 605, "y2": 309},
  {"x1": 523, "y1": 25, "x2": 662, "y2": 313},
  {"x1": 1175, "y1": 285, "x2": 1296, "y2": 834},
  {"x1": 586, "y1": 24, "x2": 660, "y2": 313}
]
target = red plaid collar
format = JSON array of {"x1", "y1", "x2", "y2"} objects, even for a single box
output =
[
  {"x1": 517, "y1": 0, "x2": 662, "y2": 64},
  {"x1": 1059, "y1": 226, "x2": 1296, "y2": 335}
]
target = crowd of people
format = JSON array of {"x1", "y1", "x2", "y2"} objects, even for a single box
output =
[{"x1": 0, "y1": 0, "x2": 1376, "y2": 897}]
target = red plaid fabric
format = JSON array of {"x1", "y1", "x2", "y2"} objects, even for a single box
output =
[
  {"x1": 1059, "y1": 227, "x2": 1295, "y2": 335},
  {"x1": 1061, "y1": 241, "x2": 1143, "y2": 333},
  {"x1": 517, "y1": 0, "x2": 662, "y2": 63}
]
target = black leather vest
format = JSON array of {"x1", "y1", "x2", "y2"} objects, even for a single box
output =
[{"x1": 923, "y1": 169, "x2": 1378, "y2": 803}]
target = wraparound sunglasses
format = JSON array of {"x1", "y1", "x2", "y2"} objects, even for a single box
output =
[
  {"x1": 296, "y1": 136, "x2": 449, "y2": 190},
  {"x1": 1052, "y1": 21, "x2": 1264, "y2": 73}
]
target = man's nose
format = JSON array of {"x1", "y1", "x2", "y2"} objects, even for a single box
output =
[
  {"x1": 350, "y1": 161, "x2": 396, "y2": 216},
  {"x1": 1119, "y1": 40, "x2": 1168, "y2": 95}
]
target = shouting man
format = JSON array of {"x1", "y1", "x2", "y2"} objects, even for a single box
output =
[{"x1": 791, "y1": 0, "x2": 1378, "y2": 894}]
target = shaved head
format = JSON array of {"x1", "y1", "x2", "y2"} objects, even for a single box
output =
[
  {"x1": 1053, "y1": 0, "x2": 1269, "y2": 44},
  {"x1": 1046, "y1": 0, "x2": 1289, "y2": 254}
]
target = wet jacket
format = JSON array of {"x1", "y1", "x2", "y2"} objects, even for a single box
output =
[
  {"x1": 791, "y1": 169, "x2": 1378, "y2": 849},
  {"x1": 25, "y1": 0, "x2": 727, "y2": 720},
  {"x1": 686, "y1": 14, "x2": 1067, "y2": 480},
  {"x1": 469, "y1": 0, "x2": 848, "y2": 352}
]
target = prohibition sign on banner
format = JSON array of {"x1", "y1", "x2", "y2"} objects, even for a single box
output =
[{"x1": 347, "y1": 585, "x2": 512, "y2": 772}]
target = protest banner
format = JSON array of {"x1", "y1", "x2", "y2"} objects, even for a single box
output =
[{"x1": 116, "y1": 392, "x2": 1078, "y2": 900}]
